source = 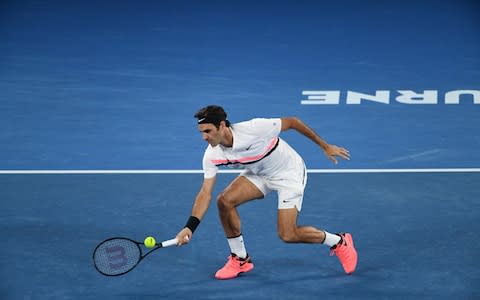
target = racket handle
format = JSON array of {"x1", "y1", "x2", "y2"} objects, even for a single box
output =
[{"x1": 160, "y1": 238, "x2": 178, "y2": 247}]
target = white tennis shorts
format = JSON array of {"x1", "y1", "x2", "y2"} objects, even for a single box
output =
[{"x1": 241, "y1": 162, "x2": 308, "y2": 211}]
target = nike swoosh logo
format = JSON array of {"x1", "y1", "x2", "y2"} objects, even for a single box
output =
[{"x1": 240, "y1": 257, "x2": 252, "y2": 266}]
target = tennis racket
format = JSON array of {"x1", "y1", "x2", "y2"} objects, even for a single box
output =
[{"x1": 93, "y1": 237, "x2": 178, "y2": 276}]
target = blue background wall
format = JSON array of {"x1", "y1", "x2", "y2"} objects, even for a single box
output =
[{"x1": 1, "y1": 0, "x2": 479, "y2": 170}]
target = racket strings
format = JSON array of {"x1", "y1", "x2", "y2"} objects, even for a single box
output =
[{"x1": 93, "y1": 238, "x2": 141, "y2": 276}]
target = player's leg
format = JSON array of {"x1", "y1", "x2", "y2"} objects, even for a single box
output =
[
  {"x1": 217, "y1": 175, "x2": 265, "y2": 237},
  {"x1": 274, "y1": 162, "x2": 344, "y2": 246},
  {"x1": 277, "y1": 206, "x2": 358, "y2": 274},
  {"x1": 277, "y1": 208, "x2": 327, "y2": 243},
  {"x1": 215, "y1": 175, "x2": 265, "y2": 280}
]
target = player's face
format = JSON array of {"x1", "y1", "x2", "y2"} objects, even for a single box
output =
[{"x1": 198, "y1": 123, "x2": 222, "y2": 146}]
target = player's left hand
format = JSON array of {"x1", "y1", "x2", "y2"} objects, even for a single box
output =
[{"x1": 324, "y1": 144, "x2": 350, "y2": 164}]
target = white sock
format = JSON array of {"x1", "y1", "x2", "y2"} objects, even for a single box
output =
[
  {"x1": 323, "y1": 231, "x2": 341, "y2": 247},
  {"x1": 227, "y1": 235, "x2": 247, "y2": 259}
]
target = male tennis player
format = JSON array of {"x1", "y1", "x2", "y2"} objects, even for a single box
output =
[{"x1": 175, "y1": 105, "x2": 357, "y2": 279}]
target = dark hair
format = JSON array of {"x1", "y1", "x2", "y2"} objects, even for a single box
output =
[{"x1": 194, "y1": 105, "x2": 231, "y2": 128}]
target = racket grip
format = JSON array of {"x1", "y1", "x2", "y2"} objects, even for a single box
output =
[{"x1": 160, "y1": 238, "x2": 178, "y2": 247}]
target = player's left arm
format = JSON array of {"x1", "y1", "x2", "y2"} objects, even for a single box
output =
[{"x1": 280, "y1": 117, "x2": 350, "y2": 164}]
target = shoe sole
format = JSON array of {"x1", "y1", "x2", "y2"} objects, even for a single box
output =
[{"x1": 214, "y1": 264, "x2": 254, "y2": 280}]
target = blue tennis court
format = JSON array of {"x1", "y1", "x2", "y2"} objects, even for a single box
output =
[
  {"x1": 1, "y1": 0, "x2": 479, "y2": 299},
  {"x1": 1, "y1": 172, "x2": 479, "y2": 299}
]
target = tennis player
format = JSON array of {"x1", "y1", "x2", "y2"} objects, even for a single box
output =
[{"x1": 175, "y1": 105, "x2": 357, "y2": 279}]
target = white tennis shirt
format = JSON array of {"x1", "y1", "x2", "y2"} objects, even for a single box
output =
[{"x1": 202, "y1": 118, "x2": 304, "y2": 179}]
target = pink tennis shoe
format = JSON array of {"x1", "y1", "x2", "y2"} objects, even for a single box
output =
[
  {"x1": 214, "y1": 254, "x2": 254, "y2": 280},
  {"x1": 330, "y1": 233, "x2": 358, "y2": 274}
]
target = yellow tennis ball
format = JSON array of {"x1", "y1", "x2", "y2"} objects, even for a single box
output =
[{"x1": 144, "y1": 236, "x2": 156, "y2": 248}]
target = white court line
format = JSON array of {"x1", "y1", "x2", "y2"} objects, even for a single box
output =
[{"x1": 0, "y1": 168, "x2": 479, "y2": 174}]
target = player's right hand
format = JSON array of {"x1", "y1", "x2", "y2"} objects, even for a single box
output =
[{"x1": 175, "y1": 227, "x2": 192, "y2": 246}]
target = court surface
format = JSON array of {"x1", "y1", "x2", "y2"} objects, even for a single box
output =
[
  {"x1": 1, "y1": 172, "x2": 478, "y2": 299},
  {"x1": 1, "y1": 0, "x2": 479, "y2": 299}
]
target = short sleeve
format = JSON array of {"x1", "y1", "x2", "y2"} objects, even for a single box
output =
[
  {"x1": 248, "y1": 118, "x2": 282, "y2": 138},
  {"x1": 202, "y1": 149, "x2": 218, "y2": 179}
]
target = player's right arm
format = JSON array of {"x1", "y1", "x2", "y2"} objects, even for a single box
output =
[{"x1": 175, "y1": 176, "x2": 216, "y2": 245}]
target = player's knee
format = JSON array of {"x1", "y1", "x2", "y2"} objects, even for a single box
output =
[
  {"x1": 278, "y1": 228, "x2": 298, "y2": 243},
  {"x1": 216, "y1": 192, "x2": 233, "y2": 210}
]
